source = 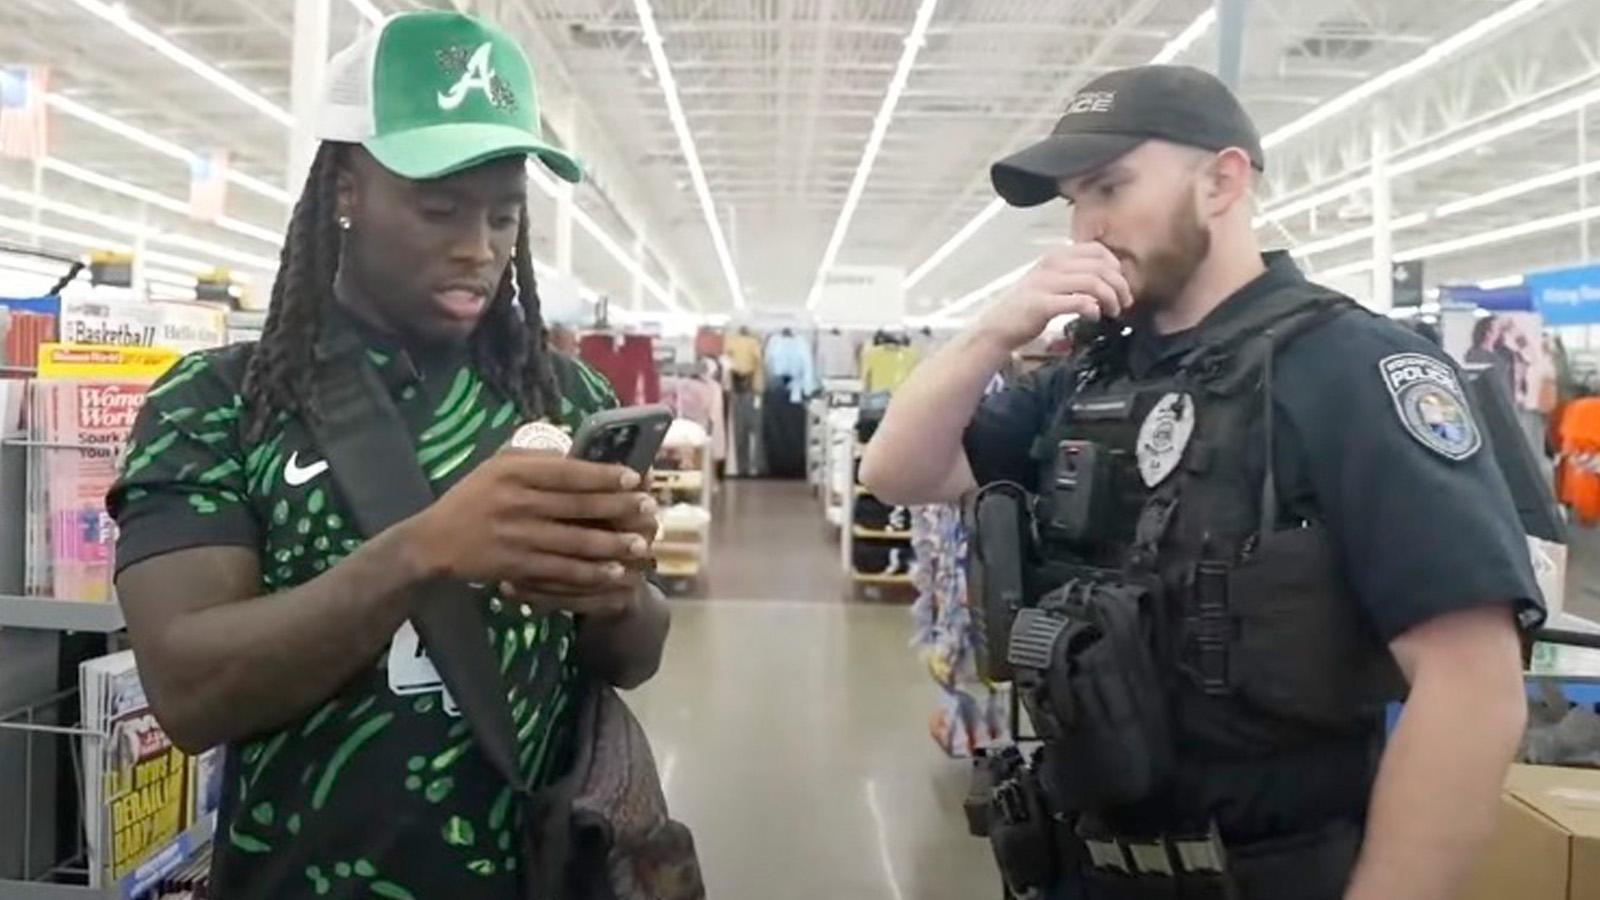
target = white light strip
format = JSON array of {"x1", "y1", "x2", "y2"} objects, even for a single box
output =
[
  {"x1": 0, "y1": 213, "x2": 130, "y2": 254},
  {"x1": 1261, "y1": 0, "x2": 1557, "y2": 149},
  {"x1": 1478, "y1": 274, "x2": 1526, "y2": 290},
  {"x1": 632, "y1": 0, "x2": 746, "y2": 310},
  {"x1": 806, "y1": 0, "x2": 942, "y2": 310},
  {"x1": 0, "y1": 185, "x2": 277, "y2": 272},
  {"x1": 1314, "y1": 206, "x2": 1600, "y2": 281},
  {"x1": 45, "y1": 94, "x2": 294, "y2": 206},
  {"x1": 67, "y1": 0, "x2": 294, "y2": 127},
  {"x1": 40, "y1": 158, "x2": 284, "y2": 248},
  {"x1": 1149, "y1": 7, "x2": 1218, "y2": 65},
  {"x1": 527, "y1": 164, "x2": 683, "y2": 313},
  {"x1": 904, "y1": 8, "x2": 1215, "y2": 291},
  {"x1": 938, "y1": 259, "x2": 1034, "y2": 320},
  {"x1": 904, "y1": 199, "x2": 1002, "y2": 290},
  {"x1": 1293, "y1": 158, "x2": 1600, "y2": 261},
  {"x1": 1289, "y1": 213, "x2": 1430, "y2": 258},
  {"x1": 347, "y1": 0, "x2": 385, "y2": 24},
  {"x1": 1258, "y1": 83, "x2": 1600, "y2": 227}
]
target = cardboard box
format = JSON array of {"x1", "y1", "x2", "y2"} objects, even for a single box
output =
[{"x1": 1465, "y1": 764, "x2": 1600, "y2": 900}]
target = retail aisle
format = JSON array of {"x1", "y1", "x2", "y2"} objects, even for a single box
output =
[
  {"x1": 705, "y1": 480, "x2": 846, "y2": 601},
  {"x1": 627, "y1": 600, "x2": 1001, "y2": 900}
]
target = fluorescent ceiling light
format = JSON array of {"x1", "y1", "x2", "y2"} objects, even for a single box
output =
[
  {"x1": 1293, "y1": 158, "x2": 1600, "y2": 261},
  {"x1": 1314, "y1": 205, "x2": 1600, "y2": 281},
  {"x1": 45, "y1": 94, "x2": 292, "y2": 205},
  {"x1": 347, "y1": 0, "x2": 385, "y2": 24},
  {"x1": 903, "y1": 8, "x2": 1215, "y2": 292},
  {"x1": 68, "y1": 0, "x2": 293, "y2": 127},
  {"x1": 1149, "y1": 7, "x2": 1217, "y2": 65},
  {"x1": 904, "y1": 199, "x2": 1002, "y2": 290},
  {"x1": 0, "y1": 185, "x2": 276, "y2": 272},
  {"x1": 632, "y1": 0, "x2": 746, "y2": 310},
  {"x1": 40, "y1": 158, "x2": 284, "y2": 249},
  {"x1": 805, "y1": 0, "x2": 942, "y2": 310},
  {"x1": 937, "y1": 259, "x2": 1033, "y2": 320},
  {"x1": 1261, "y1": 0, "x2": 1558, "y2": 149},
  {"x1": 1259, "y1": 82, "x2": 1600, "y2": 227},
  {"x1": 527, "y1": 164, "x2": 683, "y2": 313},
  {"x1": 1478, "y1": 275, "x2": 1526, "y2": 290},
  {"x1": 0, "y1": 212, "x2": 218, "y2": 275}
]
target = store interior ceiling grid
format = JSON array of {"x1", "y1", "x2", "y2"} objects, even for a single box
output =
[{"x1": 1, "y1": 0, "x2": 1598, "y2": 315}]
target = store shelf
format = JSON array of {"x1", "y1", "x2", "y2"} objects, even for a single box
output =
[
  {"x1": 652, "y1": 472, "x2": 705, "y2": 491},
  {"x1": 851, "y1": 572, "x2": 914, "y2": 586},
  {"x1": 656, "y1": 560, "x2": 702, "y2": 578},
  {"x1": 0, "y1": 595, "x2": 123, "y2": 633},
  {"x1": 853, "y1": 527, "x2": 913, "y2": 541},
  {"x1": 0, "y1": 812, "x2": 214, "y2": 899}
]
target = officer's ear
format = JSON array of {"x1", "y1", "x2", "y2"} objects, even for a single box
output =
[{"x1": 1199, "y1": 147, "x2": 1255, "y2": 219}]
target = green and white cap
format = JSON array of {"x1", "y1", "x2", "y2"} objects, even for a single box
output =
[{"x1": 317, "y1": 10, "x2": 582, "y2": 183}]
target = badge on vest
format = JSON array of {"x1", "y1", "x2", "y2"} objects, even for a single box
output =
[
  {"x1": 1380, "y1": 352, "x2": 1481, "y2": 461},
  {"x1": 1136, "y1": 392, "x2": 1195, "y2": 487}
]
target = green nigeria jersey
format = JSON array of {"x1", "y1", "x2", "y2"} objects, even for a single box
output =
[{"x1": 107, "y1": 321, "x2": 620, "y2": 900}]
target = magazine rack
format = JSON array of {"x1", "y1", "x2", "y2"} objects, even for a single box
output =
[
  {"x1": 0, "y1": 688, "x2": 215, "y2": 900},
  {"x1": 0, "y1": 430, "x2": 212, "y2": 898}
]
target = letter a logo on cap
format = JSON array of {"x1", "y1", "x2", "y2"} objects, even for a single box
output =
[{"x1": 438, "y1": 42, "x2": 496, "y2": 111}]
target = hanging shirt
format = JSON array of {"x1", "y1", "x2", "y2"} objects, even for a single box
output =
[
  {"x1": 1557, "y1": 396, "x2": 1600, "y2": 526},
  {"x1": 723, "y1": 333, "x2": 764, "y2": 393},
  {"x1": 764, "y1": 332, "x2": 817, "y2": 403},
  {"x1": 816, "y1": 330, "x2": 860, "y2": 379},
  {"x1": 694, "y1": 327, "x2": 724, "y2": 359},
  {"x1": 578, "y1": 332, "x2": 660, "y2": 405},
  {"x1": 660, "y1": 375, "x2": 726, "y2": 461},
  {"x1": 860, "y1": 344, "x2": 921, "y2": 394},
  {"x1": 107, "y1": 304, "x2": 621, "y2": 900}
]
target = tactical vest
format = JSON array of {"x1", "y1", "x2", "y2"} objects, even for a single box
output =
[{"x1": 1026, "y1": 285, "x2": 1405, "y2": 775}]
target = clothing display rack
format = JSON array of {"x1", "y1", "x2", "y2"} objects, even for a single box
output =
[
  {"x1": 840, "y1": 407, "x2": 916, "y2": 599},
  {"x1": 649, "y1": 422, "x2": 716, "y2": 592}
]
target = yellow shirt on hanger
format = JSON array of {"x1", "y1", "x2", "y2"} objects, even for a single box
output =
[
  {"x1": 725, "y1": 333, "x2": 765, "y2": 391},
  {"x1": 860, "y1": 344, "x2": 921, "y2": 394}
]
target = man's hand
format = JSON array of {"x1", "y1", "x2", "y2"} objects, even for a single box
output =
[
  {"x1": 974, "y1": 242, "x2": 1134, "y2": 351},
  {"x1": 404, "y1": 449, "x2": 655, "y2": 595}
]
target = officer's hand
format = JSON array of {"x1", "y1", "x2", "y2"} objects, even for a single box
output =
[
  {"x1": 976, "y1": 242, "x2": 1134, "y2": 350},
  {"x1": 403, "y1": 449, "x2": 655, "y2": 594}
]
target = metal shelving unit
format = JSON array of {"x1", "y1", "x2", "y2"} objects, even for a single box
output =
[{"x1": 0, "y1": 597, "x2": 123, "y2": 634}]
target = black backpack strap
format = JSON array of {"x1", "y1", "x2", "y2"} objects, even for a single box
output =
[{"x1": 305, "y1": 337, "x2": 528, "y2": 794}]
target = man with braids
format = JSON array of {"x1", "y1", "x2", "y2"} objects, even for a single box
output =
[{"x1": 105, "y1": 11, "x2": 669, "y2": 899}]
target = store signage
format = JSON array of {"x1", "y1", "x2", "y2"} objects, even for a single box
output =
[
  {"x1": 1527, "y1": 263, "x2": 1600, "y2": 325},
  {"x1": 815, "y1": 265, "x2": 905, "y2": 326},
  {"x1": 1392, "y1": 260, "x2": 1424, "y2": 308}
]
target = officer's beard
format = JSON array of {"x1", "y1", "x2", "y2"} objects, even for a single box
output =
[{"x1": 1113, "y1": 198, "x2": 1212, "y2": 314}]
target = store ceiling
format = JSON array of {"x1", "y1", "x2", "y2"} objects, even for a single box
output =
[{"x1": 0, "y1": 0, "x2": 1597, "y2": 315}]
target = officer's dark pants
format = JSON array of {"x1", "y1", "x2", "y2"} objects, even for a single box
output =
[{"x1": 1047, "y1": 820, "x2": 1362, "y2": 900}]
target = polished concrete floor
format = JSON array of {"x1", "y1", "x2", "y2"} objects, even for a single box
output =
[
  {"x1": 704, "y1": 479, "x2": 848, "y2": 602},
  {"x1": 632, "y1": 479, "x2": 1001, "y2": 900}
]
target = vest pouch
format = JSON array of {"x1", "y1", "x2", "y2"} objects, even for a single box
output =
[
  {"x1": 1026, "y1": 579, "x2": 1174, "y2": 811},
  {"x1": 1221, "y1": 526, "x2": 1406, "y2": 730}
]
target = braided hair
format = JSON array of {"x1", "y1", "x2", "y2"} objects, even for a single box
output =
[{"x1": 241, "y1": 142, "x2": 558, "y2": 439}]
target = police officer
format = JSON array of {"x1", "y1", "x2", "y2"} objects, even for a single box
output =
[{"x1": 862, "y1": 65, "x2": 1541, "y2": 900}]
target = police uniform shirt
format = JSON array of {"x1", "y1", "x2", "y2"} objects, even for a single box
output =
[
  {"x1": 107, "y1": 304, "x2": 622, "y2": 899},
  {"x1": 965, "y1": 251, "x2": 1542, "y2": 648}
]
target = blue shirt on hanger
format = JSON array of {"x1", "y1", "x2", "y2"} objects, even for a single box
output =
[{"x1": 764, "y1": 331, "x2": 817, "y2": 402}]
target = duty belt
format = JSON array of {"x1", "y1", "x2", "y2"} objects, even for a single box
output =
[{"x1": 1078, "y1": 818, "x2": 1228, "y2": 879}]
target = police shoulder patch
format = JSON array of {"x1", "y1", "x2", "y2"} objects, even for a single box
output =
[{"x1": 1378, "y1": 352, "x2": 1481, "y2": 461}]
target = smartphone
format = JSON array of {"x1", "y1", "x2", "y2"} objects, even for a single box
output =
[{"x1": 568, "y1": 404, "x2": 674, "y2": 476}]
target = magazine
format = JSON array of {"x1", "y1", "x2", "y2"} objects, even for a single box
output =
[
  {"x1": 80, "y1": 650, "x2": 192, "y2": 890},
  {"x1": 26, "y1": 345, "x2": 178, "y2": 601}
]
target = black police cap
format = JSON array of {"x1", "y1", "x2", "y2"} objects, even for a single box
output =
[{"x1": 990, "y1": 65, "x2": 1265, "y2": 208}]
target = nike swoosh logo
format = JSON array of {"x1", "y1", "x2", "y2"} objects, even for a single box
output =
[{"x1": 284, "y1": 452, "x2": 329, "y2": 488}]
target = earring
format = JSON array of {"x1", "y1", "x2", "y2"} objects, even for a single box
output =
[{"x1": 338, "y1": 215, "x2": 353, "y2": 232}]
